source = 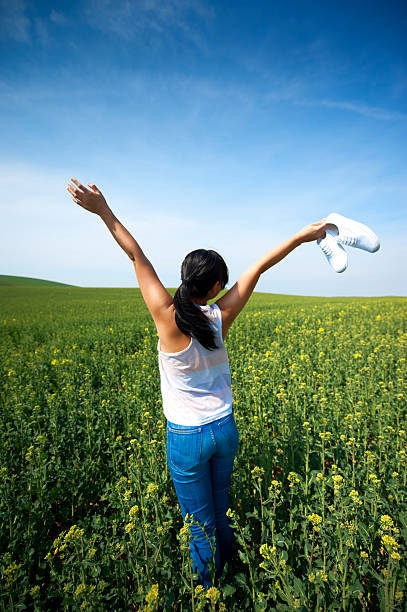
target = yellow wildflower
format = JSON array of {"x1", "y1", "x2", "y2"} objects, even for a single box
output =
[
  {"x1": 129, "y1": 505, "x2": 139, "y2": 519},
  {"x1": 3, "y1": 563, "x2": 21, "y2": 588},
  {"x1": 308, "y1": 513, "x2": 322, "y2": 531},
  {"x1": 146, "y1": 483, "x2": 159, "y2": 499},
  {"x1": 251, "y1": 465, "x2": 265, "y2": 479},
  {"x1": 145, "y1": 583, "x2": 159, "y2": 607},
  {"x1": 206, "y1": 587, "x2": 220, "y2": 605},
  {"x1": 75, "y1": 583, "x2": 86, "y2": 597},
  {"x1": 30, "y1": 585, "x2": 40, "y2": 598},
  {"x1": 259, "y1": 543, "x2": 275, "y2": 560},
  {"x1": 268, "y1": 480, "x2": 281, "y2": 497},
  {"x1": 379, "y1": 515, "x2": 394, "y2": 531}
]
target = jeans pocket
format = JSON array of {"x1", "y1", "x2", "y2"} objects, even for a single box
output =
[
  {"x1": 168, "y1": 428, "x2": 202, "y2": 472},
  {"x1": 217, "y1": 414, "x2": 239, "y2": 452}
]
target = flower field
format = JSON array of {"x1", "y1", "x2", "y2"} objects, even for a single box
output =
[{"x1": 1, "y1": 286, "x2": 406, "y2": 611}]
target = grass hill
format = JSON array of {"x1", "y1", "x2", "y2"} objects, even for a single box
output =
[{"x1": 0, "y1": 275, "x2": 76, "y2": 287}]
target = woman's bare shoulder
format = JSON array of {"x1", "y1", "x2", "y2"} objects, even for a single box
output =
[{"x1": 156, "y1": 305, "x2": 191, "y2": 353}]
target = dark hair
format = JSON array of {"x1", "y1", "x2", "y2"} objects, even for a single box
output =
[{"x1": 173, "y1": 249, "x2": 229, "y2": 351}]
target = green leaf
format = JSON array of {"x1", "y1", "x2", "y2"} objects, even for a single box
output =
[{"x1": 222, "y1": 583, "x2": 236, "y2": 598}]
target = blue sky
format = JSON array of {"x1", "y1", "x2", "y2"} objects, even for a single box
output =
[{"x1": 1, "y1": 0, "x2": 406, "y2": 296}]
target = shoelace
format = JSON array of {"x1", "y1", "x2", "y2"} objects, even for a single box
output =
[
  {"x1": 319, "y1": 239, "x2": 334, "y2": 257},
  {"x1": 339, "y1": 234, "x2": 357, "y2": 247}
]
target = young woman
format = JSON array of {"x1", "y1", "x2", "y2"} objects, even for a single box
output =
[{"x1": 67, "y1": 178, "x2": 327, "y2": 588}]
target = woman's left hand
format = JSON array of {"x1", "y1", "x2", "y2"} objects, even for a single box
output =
[{"x1": 67, "y1": 178, "x2": 111, "y2": 217}]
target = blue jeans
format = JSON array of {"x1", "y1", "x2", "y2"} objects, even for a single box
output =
[{"x1": 166, "y1": 412, "x2": 239, "y2": 588}]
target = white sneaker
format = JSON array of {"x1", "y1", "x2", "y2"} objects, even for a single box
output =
[
  {"x1": 317, "y1": 233, "x2": 348, "y2": 273},
  {"x1": 325, "y1": 212, "x2": 380, "y2": 253}
]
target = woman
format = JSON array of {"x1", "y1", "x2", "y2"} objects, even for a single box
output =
[{"x1": 67, "y1": 178, "x2": 327, "y2": 588}]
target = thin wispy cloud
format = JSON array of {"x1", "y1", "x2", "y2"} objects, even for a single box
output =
[
  {"x1": 265, "y1": 83, "x2": 407, "y2": 122},
  {"x1": 83, "y1": 0, "x2": 213, "y2": 51},
  {"x1": 0, "y1": 1, "x2": 66, "y2": 47},
  {"x1": 49, "y1": 10, "x2": 68, "y2": 26},
  {"x1": 1, "y1": 70, "x2": 405, "y2": 128},
  {"x1": 313, "y1": 99, "x2": 407, "y2": 121},
  {"x1": 0, "y1": 0, "x2": 30, "y2": 43}
]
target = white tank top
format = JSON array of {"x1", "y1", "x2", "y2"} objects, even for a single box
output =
[{"x1": 157, "y1": 303, "x2": 233, "y2": 426}]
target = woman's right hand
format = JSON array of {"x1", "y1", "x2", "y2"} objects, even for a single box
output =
[
  {"x1": 295, "y1": 219, "x2": 327, "y2": 244},
  {"x1": 67, "y1": 179, "x2": 111, "y2": 217}
]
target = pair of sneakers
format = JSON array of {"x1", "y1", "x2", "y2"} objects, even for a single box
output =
[{"x1": 317, "y1": 213, "x2": 380, "y2": 273}]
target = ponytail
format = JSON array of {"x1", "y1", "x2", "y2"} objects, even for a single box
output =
[{"x1": 173, "y1": 249, "x2": 229, "y2": 351}]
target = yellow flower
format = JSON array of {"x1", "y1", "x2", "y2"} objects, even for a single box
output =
[
  {"x1": 30, "y1": 585, "x2": 40, "y2": 598},
  {"x1": 3, "y1": 563, "x2": 21, "y2": 588},
  {"x1": 146, "y1": 483, "x2": 159, "y2": 499},
  {"x1": 308, "y1": 513, "x2": 322, "y2": 531},
  {"x1": 25, "y1": 445, "x2": 35, "y2": 462},
  {"x1": 65, "y1": 525, "x2": 84, "y2": 542},
  {"x1": 206, "y1": 587, "x2": 220, "y2": 605},
  {"x1": 381, "y1": 534, "x2": 399, "y2": 555},
  {"x1": 145, "y1": 583, "x2": 159, "y2": 607},
  {"x1": 317, "y1": 570, "x2": 328, "y2": 582},
  {"x1": 349, "y1": 490, "x2": 362, "y2": 505},
  {"x1": 194, "y1": 585, "x2": 205, "y2": 598},
  {"x1": 74, "y1": 583, "x2": 86, "y2": 597},
  {"x1": 129, "y1": 505, "x2": 139, "y2": 519},
  {"x1": 288, "y1": 472, "x2": 301, "y2": 487},
  {"x1": 251, "y1": 465, "x2": 265, "y2": 479},
  {"x1": 379, "y1": 515, "x2": 394, "y2": 531},
  {"x1": 179, "y1": 523, "x2": 191, "y2": 549},
  {"x1": 268, "y1": 480, "x2": 281, "y2": 497},
  {"x1": 259, "y1": 543, "x2": 275, "y2": 560},
  {"x1": 319, "y1": 431, "x2": 332, "y2": 440},
  {"x1": 333, "y1": 474, "x2": 344, "y2": 494}
]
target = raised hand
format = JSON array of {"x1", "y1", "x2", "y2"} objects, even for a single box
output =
[
  {"x1": 295, "y1": 219, "x2": 327, "y2": 244},
  {"x1": 67, "y1": 178, "x2": 111, "y2": 217}
]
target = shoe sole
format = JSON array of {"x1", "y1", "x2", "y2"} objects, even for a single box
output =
[{"x1": 317, "y1": 236, "x2": 348, "y2": 273}]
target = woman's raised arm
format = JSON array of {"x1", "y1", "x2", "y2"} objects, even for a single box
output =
[{"x1": 67, "y1": 178, "x2": 174, "y2": 321}]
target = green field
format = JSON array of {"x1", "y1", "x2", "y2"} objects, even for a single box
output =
[
  {"x1": 0, "y1": 275, "x2": 78, "y2": 288},
  {"x1": 1, "y1": 287, "x2": 406, "y2": 611}
]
